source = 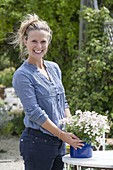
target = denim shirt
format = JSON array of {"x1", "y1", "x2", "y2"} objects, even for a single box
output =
[{"x1": 12, "y1": 60, "x2": 69, "y2": 135}]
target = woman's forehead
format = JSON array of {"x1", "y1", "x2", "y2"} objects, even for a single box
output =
[{"x1": 27, "y1": 30, "x2": 50, "y2": 39}]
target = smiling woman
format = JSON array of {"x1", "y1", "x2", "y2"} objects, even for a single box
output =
[{"x1": 10, "y1": 13, "x2": 84, "y2": 170}]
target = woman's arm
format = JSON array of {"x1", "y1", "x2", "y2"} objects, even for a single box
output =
[{"x1": 41, "y1": 118, "x2": 84, "y2": 149}]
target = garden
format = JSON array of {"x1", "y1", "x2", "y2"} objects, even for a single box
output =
[{"x1": 0, "y1": 0, "x2": 113, "y2": 166}]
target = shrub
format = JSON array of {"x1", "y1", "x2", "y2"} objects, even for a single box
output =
[
  {"x1": 69, "y1": 7, "x2": 113, "y2": 137},
  {"x1": 0, "y1": 109, "x2": 25, "y2": 136},
  {"x1": 0, "y1": 67, "x2": 15, "y2": 87},
  {"x1": 0, "y1": 98, "x2": 24, "y2": 136}
]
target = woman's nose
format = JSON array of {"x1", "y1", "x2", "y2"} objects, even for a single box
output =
[{"x1": 36, "y1": 43, "x2": 42, "y2": 49}]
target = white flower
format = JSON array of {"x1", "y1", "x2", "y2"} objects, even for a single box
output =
[{"x1": 60, "y1": 110, "x2": 110, "y2": 145}]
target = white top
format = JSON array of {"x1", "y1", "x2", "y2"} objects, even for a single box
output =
[{"x1": 62, "y1": 150, "x2": 113, "y2": 168}]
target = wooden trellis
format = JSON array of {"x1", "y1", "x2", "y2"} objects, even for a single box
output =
[
  {"x1": 79, "y1": 0, "x2": 113, "y2": 49},
  {"x1": 79, "y1": 0, "x2": 98, "y2": 49},
  {"x1": 104, "y1": 21, "x2": 113, "y2": 46}
]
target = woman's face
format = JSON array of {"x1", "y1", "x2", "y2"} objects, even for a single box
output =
[{"x1": 24, "y1": 30, "x2": 49, "y2": 63}]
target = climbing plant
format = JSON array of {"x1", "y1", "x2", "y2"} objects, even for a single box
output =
[{"x1": 69, "y1": 6, "x2": 113, "y2": 137}]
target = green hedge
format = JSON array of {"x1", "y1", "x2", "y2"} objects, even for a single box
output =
[
  {"x1": 69, "y1": 7, "x2": 113, "y2": 137},
  {"x1": 0, "y1": 67, "x2": 15, "y2": 87},
  {"x1": 0, "y1": 107, "x2": 25, "y2": 136}
]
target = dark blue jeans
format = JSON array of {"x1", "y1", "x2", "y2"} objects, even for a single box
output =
[{"x1": 20, "y1": 128, "x2": 66, "y2": 170}]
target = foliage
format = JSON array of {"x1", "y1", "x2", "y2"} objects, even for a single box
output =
[
  {"x1": 99, "y1": 0, "x2": 113, "y2": 14},
  {"x1": 0, "y1": 56, "x2": 10, "y2": 71},
  {"x1": 8, "y1": 110, "x2": 25, "y2": 136},
  {"x1": 0, "y1": 108, "x2": 25, "y2": 136},
  {"x1": 1, "y1": 0, "x2": 113, "y2": 89},
  {"x1": 60, "y1": 110, "x2": 110, "y2": 146},
  {"x1": 0, "y1": 98, "x2": 5, "y2": 107},
  {"x1": 69, "y1": 6, "x2": 113, "y2": 137},
  {"x1": 0, "y1": 67, "x2": 15, "y2": 87}
]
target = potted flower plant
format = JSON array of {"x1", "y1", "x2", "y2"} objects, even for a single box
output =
[{"x1": 60, "y1": 110, "x2": 110, "y2": 158}]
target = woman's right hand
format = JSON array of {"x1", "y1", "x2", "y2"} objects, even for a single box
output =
[
  {"x1": 60, "y1": 131, "x2": 84, "y2": 149},
  {"x1": 41, "y1": 118, "x2": 84, "y2": 149}
]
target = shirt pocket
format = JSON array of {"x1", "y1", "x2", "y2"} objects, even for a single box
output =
[{"x1": 34, "y1": 83, "x2": 57, "y2": 99}]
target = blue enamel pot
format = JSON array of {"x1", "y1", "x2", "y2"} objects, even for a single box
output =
[{"x1": 70, "y1": 142, "x2": 92, "y2": 158}]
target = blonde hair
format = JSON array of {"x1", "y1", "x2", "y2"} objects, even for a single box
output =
[{"x1": 11, "y1": 14, "x2": 52, "y2": 59}]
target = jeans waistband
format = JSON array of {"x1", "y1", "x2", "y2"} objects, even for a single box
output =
[{"x1": 24, "y1": 127, "x2": 61, "y2": 141}]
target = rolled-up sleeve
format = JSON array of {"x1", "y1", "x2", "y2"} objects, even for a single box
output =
[{"x1": 12, "y1": 71, "x2": 48, "y2": 125}]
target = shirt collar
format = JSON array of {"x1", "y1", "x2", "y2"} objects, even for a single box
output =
[{"x1": 24, "y1": 60, "x2": 49, "y2": 71}]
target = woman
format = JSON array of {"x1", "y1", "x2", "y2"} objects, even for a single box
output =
[{"x1": 12, "y1": 13, "x2": 83, "y2": 170}]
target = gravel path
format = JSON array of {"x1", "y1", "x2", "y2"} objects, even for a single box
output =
[
  {"x1": 0, "y1": 160, "x2": 24, "y2": 170},
  {"x1": 0, "y1": 136, "x2": 24, "y2": 170}
]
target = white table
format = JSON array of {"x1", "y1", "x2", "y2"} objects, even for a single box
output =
[{"x1": 62, "y1": 150, "x2": 113, "y2": 170}]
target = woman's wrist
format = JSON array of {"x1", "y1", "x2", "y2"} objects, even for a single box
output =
[{"x1": 58, "y1": 130, "x2": 66, "y2": 141}]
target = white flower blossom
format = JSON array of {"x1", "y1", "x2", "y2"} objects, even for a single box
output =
[{"x1": 60, "y1": 110, "x2": 110, "y2": 145}]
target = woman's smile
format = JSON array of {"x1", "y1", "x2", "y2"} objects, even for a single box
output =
[
  {"x1": 33, "y1": 49, "x2": 43, "y2": 54},
  {"x1": 34, "y1": 50, "x2": 42, "y2": 53}
]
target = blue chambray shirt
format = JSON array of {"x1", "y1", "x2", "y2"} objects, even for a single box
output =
[{"x1": 12, "y1": 60, "x2": 69, "y2": 136}]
